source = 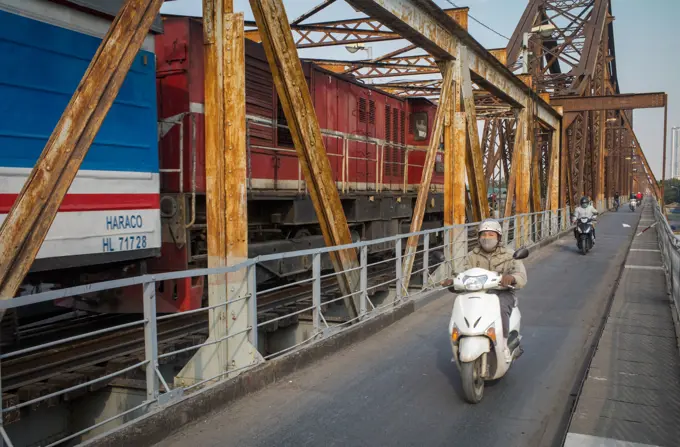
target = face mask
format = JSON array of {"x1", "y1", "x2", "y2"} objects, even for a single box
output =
[
  {"x1": 581, "y1": 203, "x2": 588, "y2": 209},
  {"x1": 480, "y1": 237, "x2": 498, "y2": 252}
]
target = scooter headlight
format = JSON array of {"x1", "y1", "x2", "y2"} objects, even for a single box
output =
[{"x1": 462, "y1": 275, "x2": 488, "y2": 291}]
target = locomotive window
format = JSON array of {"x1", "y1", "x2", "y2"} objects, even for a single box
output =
[{"x1": 412, "y1": 112, "x2": 428, "y2": 141}]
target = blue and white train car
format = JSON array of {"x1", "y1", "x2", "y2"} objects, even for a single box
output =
[{"x1": 0, "y1": 0, "x2": 162, "y2": 285}]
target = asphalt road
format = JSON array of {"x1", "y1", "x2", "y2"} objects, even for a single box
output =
[{"x1": 159, "y1": 210, "x2": 641, "y2": 447}]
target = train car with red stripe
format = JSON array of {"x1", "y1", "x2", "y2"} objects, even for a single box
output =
[
  {"x1": 0, "y1": 0, "x2": 162, "y2": 325},
  {"x1": 0, "y1": 7, "x2": 444, "y2": 324}
]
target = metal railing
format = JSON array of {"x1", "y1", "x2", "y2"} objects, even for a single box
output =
[
  {"x1": 655, "y1": 201, "x2": 680, "y2": 326},
  {"x1": 0, "y1": 208, "x2": 570, "y2": 446}
]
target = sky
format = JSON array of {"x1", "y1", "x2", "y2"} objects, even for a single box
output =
[{"x1": 160, "y1": 0, "x2": 679, "y2": 180}]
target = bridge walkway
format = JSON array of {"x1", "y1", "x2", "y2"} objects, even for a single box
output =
[
  {"x1": 157, "y1": 207, "x2": 663, "y2": 447},
  {"x1": 565, "y1": 203, "x2": 680, "y2": 446}
]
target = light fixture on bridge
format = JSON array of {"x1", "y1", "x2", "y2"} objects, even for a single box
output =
[
  {"x1": 530, "y1": 24, "x2": 557, "y2": 38},
  {"x1": 521, "y1": 24, "x2": 557, "y2": 74}
]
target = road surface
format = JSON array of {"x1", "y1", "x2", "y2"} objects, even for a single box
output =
[{"x1": 159, "y1": 210, "x2": 641, "y2": 447}]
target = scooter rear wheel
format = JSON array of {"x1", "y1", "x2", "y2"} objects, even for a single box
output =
[{"x1": 460, "y1": 358, "x2": 484, "y2": 404}]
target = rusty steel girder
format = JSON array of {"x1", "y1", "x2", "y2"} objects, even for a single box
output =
[
  {"x1": 551, "y1": 92, "x2": 667, "y2": 112},
  {"x1": 245, "y1": 6, "x2": 468, "y2": 49},
  {"x1": 344, "y1": 0, "x2": 560, "y2": 130}
]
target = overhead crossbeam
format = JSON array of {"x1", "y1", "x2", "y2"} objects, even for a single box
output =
[
  {"x1": 304, "y1": 58, "x2": 439, "y2": 78},
  {"x1": 244, "y1": 6, "x2": 468, "y2": 49},
  {"x1": 344, "y1": 0, "x2": 560, "y2": 129},
  {"x1": 551, "y1": 92, "x2": 667, "y2": 112}
]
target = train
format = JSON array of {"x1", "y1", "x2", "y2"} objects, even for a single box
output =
[{"x1": 1, "y1": 5, "x2": 446, "y2": 324}]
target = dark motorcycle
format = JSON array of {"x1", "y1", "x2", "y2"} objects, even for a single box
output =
[
  {"x1": 575, "y1": 217, "x2": 595, "y2": 255},
  {"x1": 614, "y1": 199, "x2": 619, "y2": 211}
]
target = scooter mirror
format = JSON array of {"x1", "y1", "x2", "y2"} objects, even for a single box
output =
[{"x1": 513, "y1": 247, "x2": 529, "y2": 260}]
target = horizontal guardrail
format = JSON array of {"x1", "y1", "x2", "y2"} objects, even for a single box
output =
[{"x1": 655, "y1": 201, "x2": 680, "y2": 329}]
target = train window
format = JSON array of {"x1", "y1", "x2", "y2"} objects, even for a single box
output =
[{"x1": 412, "y1": 112, "x2": 428, "y2": 141}]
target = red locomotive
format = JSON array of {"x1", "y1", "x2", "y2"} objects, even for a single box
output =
[{"x1": 148, "y1": 16, "x2": 445, "y2": 313}]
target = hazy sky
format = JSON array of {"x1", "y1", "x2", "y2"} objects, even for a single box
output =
[{"x1": 160, "y1": 0, "x2": 677, "y2": 179}]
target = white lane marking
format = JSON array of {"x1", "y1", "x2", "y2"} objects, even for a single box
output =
[
  {"x1": 629, "y1": 249, "x2": 660, "y2": 252},
  {"x1": 564, "y1": 433, "x2": 660, "y2": 447},
  {"x1": 624, "y1": 265, "x2": 664, "y2": 270}
]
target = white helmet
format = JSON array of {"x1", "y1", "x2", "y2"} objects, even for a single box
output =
[{"x1": 478, "y1": 218, "x2": 502, "y2": 237}]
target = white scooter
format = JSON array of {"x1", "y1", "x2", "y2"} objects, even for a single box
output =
[
  {"x1": 447, "y1": 247, "x2": 529, "y2": 404},
  {"x1": 630, "y1": 198, "x2": 637, "y2": 211}
]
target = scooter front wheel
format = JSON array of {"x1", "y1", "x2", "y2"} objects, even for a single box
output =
[{"x1": 460, "y1": 358, "x2": 484, "y2": 404}]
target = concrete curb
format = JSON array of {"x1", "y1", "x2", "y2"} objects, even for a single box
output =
[{"x1": 83, "y1": 224, "x2": 574, "y2": 447}]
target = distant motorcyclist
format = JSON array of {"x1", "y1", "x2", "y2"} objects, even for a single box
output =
[
  {"x1": 636, "y1": 191, "x2": 643, "y2": 202},
  {"x1": 614, "y1": 191, "x2": 620, "y2": 207},
  {"x1": 573, "y1": 196, "x2": 598, "y2": 242},
  {"x1": 455, "y1": 219, "x2": 527, "y2": 359}
]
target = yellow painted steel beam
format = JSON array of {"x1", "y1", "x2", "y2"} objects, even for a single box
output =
[
  {"x1": 402, "y1": 60, "x2": 455, "y2": 291},
  {"x1": 250, "y1": 0, "x2": 361, "y2": 318},
  {"x1": 460, "y1": 46, "x2": 489, "y2": 222},
  {"x1": 176, "y1": 1, "x2": 261, "y2": 386}
]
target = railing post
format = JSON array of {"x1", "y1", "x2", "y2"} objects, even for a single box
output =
[
  {"x1": 143, "y1": 281, "x2": 159, "y2": 403},
  {"x1": 502, "y1": 219, "x2": 509, "y2": 246},
  {"x1": 360, "y1": 245, "x2": 368, "y2": 316},
  {"x1": 312, "y1": 253, "x2": 321, "y2": 331},
  {"x1": 422, "y1": 233, "x2": 430, "y2": 290},
  {"x1": 444, "y1": 229, "x2": 451, "y2": 275},
  {"x1": 247, "y1": 264, "x2": 258, "y2": 349},
  {"x1": 395, "y1": 237, "x2": 403, "y2": 302}
]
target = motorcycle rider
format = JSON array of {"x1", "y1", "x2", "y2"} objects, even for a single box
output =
[
  {"x1": 636, "y1": 191, "x2": 643, "y2": 202},
  {"x1": 450, "y1": 219, "x2": 527, "y2": 360},
  {"x1": 573, "y1": 196, "x2": 598, "y2": 243},
  {"x1": 614, "y1": 191, "x2": 620, "y2": 208}
]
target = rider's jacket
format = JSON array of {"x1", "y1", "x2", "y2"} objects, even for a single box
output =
[
  {"x1": 573, "y1": 205, "x2": 598, "y2": 221},
  {"x1": 462, "y1": 246, "x2": 527, "y2": 290}
]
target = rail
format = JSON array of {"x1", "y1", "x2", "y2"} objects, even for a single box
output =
[
  {"x1": 654, "y1": 200, "x2": 680, "y2": 330},
  {"x1": 0, "y1": 208, "x2": 570, "y2": 446}
]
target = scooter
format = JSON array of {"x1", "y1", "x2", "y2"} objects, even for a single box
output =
[
  {"x1": 575, "y1": 216, "x2": 595, "y2": 255},
  {"x1": 447, "y1": 247, "x2": 529, "y2": 404},
  {"x1": 614, "y1": 199, "x2": 619, "y2": 212},
  {"x1": 630, "y1": 199, "x2": 637, "y2": 211}
]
